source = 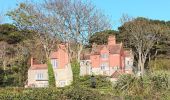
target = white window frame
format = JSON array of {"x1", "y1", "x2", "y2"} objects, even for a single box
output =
[
  {"x1": 113, "y1": 66, "x2": 119, "y2": 71},
  {"x1": 59, "y1": 80, "x2": 66, "y2": 87},
  {"x1": 101, "y1": 63, "x2": 109, "y2": 70},
  {"x1": 101, "y1": 53, "x2": 108, "y2": 59},
  {"x1": 51, "y1": 59, "x2": 58, "y2": 68},
  {"x1": 36, "y1": 73, "x2": 44, "y2": 80}
]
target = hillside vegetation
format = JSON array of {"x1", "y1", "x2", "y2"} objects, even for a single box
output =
[{"x1": 0, "y1": 61, "x2": 169, "y2": 100}]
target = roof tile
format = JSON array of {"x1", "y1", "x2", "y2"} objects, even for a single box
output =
[{"x1": 30, "y1": 64, "x2": 47, "y2": 70}]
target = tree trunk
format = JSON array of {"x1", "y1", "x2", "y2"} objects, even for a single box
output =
[
  {"x1": 2, "y1": 59, "x2": 6, "y2": 71},
  {"x1": 138, "y1": 52, "x2": 145, "y2": 76},
  {"x1": 67, "y1": 42, "x2": 74, "y2": 62},
  {"x1": 77, "y1": 44, "x2": 83, "y2": 63},
  {"x1": 138, "y1": 52, "x2": 142, "y2": 73},
  {"x1": 140, "y1": 62, "x2": 145, "y2": 76}
]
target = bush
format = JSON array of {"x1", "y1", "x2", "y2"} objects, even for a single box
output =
[
  {"x1": 71, "y1": 60, "x2": 112, "y2": 90},
  {"x1": 114, "y1": 71, "x2": 169, "y2": 99},
  {"x1": 74, "y1": 75, "x2": 112, "y2": 89},
  {"x1": 114, "y1": 74, "x2": 144, "y2": 96},
  {"x1": 65, "y1": 86, "x2": 103, "y2": 100},
  {"x1": 0, "y1": 88, "x2": 66, "y2": 100},
  {"x1": 150, "y1": 72, "x2": 168, "y2": 91},
  {"x1": 0, "y1": 87, "x2": 114, "y2": 100},
  {"x1": 47, "y1": 60, "x2": 55, "y2": 87},
  {"x1": 149, "y1": 59, "x2": 170, "y2": 71},
  {"x1": 71, "y1": 60, "x2": 80, "y2": 83}
]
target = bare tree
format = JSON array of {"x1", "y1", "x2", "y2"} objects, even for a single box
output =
[
  {"x1": 120, "y1": 16, "x2": 168, "y2": 75},
  {"x1": 43, "y1": 0, "x2": 111, "y2": 62},
  {"x1": 10, "y1": 0, "x2": 111, "y2": 62}
]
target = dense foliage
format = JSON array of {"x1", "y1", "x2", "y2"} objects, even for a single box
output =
[
  {"x1": 71, "y1": 60, "x2": 112, "y2": 92},
  {"x1": 0, "y1": 23, "x2": 46, "y2": 87},
  {"x1": 0, "y1": 24, "x2": 30, "y2": 87},
  {"x1": 114, "y1": 71, "x2": 170, "y2": 99},
  {"x1": 0, "y1": 71, "x2": 169, "y2": 100},
  {"x1": 0, "y1": 87, "x2": 114, "y2": 100},
  {"x1": 149, "y1": 59, "x2": 170, "y2": 71},
  {"x1": 0, "y1": 24, "x2": 24, "y2": 44},
  {"x1": 89, "y1": 30, "x2": 119, "y2": 46},
  {"x1": 71, "y1": 60, "x2": 80, "y2": 84},
  {"x1": 47, "y1": 60, "x2": 56, "y2": 87}
]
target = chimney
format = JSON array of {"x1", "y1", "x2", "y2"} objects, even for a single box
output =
[
  {"x1": 92, "y1": 42, "x2": 97, "y2": 48},
  {"x1": 108, "y1": 35, "x2": 116, "y2": 45},
  {"x1": 31, "y1": 57, "x2": 33, "y2": 66},
  {"x1": 65, "y1": 42, "x2": 68, "y2": 49},
  {"x1": 91, "y1": 43, "x2": 97, "y2": 53},
  {"x1": 59, "y1": 43, "x2": 66, "y2": 50}
]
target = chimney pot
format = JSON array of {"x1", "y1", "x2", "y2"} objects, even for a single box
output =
[
  {"x1": 108, "y1": 35, "x2": 116, "y2": 45},
  {"x1": 31, "y1": 57, "x2": 33, "y2": 66}
]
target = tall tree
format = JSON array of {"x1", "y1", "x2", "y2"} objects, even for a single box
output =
[
  {"x1": 8, "y1": 3, "x2": 57, "y2": 87},
  {"x1": 0, "y1": 24, "x2": 31, "y2": 86},
  {"x1": 119, "y1": 16, "x2": 169, "y2": 75}
]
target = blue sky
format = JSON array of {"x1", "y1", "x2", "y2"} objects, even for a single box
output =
[{"x1": 0, "y1": 0, "x2": 170, "y2": 29}]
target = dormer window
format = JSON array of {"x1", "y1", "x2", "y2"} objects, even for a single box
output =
[
  {"x1": 101, "y1": 53, "x2": 108, "y2": 59},
  {"x1": 51, "y1": 59, "x2": 58, "y2": 68}
]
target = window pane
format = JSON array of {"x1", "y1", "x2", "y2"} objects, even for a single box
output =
[
  {"x1": 51, "y1": 59, "x2": 58, "y2": 68},
  {"x1": 36, "y1": 73, "x2": 43, "y2": 80},
  {"x1": 101, "y1": 54, "x2": 108, "y2": 59}
]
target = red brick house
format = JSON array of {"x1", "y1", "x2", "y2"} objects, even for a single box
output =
[
  {"x1": 80, "y1": 35, "x2": 133, "y2": 78},
  {"x1": 26, "y1": 44, "x2": 73, "y2": 87}
]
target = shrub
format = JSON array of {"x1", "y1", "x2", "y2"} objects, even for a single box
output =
[
  {"x1": 149, "y1": 59, "x2": 170, "y2": 71},
  {"x1": 47, "y1": 60, "x2": 56, "y2": 87},
  {"x1": 150, "y1": 71, "x2": 169, "y2": 91},
  {"x1": 78, "y1": 75, "x2": 112, "y2": 89},
  {"x1": 65, "y1": 86, "x2": 103, "y2": 100},
  {"x1": 71, "y1": 59, "x2": 80, "y2": 83},
  {"x1": 0, "y1": 87, "x2": 71, "y2": 100},
  {"x1": 71, "y1": 60, "x2": 112, "y2": 90},
  {"x1": 113, "y1": 74, "x2": 145, "y2": 96},
  {"x1": 0, "y1": 87, "x2": 114, "y2": 100},
  {"x1": 113, "y1": 72, "x2": 169, "y2": 99}
]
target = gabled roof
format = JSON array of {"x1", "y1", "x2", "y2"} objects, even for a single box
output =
[
  {"x1": 29, "y1": 64, "x2": 47, "y2": 70},
  {"x1": 50, "y1": 51, "x2": 58, "y2": 59},
  {"x1": 108, "y1": 44, "x2": 122, "y2": 54},
  {"x1": 124, "y1": 50, "x2": 133, "y2": 57},
  {"x1": 29, "y1": 43, "x2": 69, "y2": 70},
  {"x1": 80, "y1": 48, "x2": 91, "y2": 60},
  {"x1": 91, "y1": 45, "x2": 105, "y2": 55},
  {"x1": 91, "y1": 44, "x2": 122, "y2": 55},
  {"x1": 111, "y1": 71, "x2": 122, "y2": 78},
  {"x1": 80, "y1": 54, "x2": 90, "y2": 60}
]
